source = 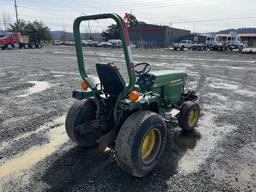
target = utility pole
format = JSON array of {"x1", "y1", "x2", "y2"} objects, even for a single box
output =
[{"x1": 14, "y1": 0, "x2": 19, "y2": 24}]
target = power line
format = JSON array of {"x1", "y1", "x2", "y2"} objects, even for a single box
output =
[
  {"x1": 5, "y1": 0, "x2": 212, "y2": 12},
  {"x1": 8, "y1": 0, "x2": 203, "y2": 10},
  {"x1": 19, "y1": 6, "x2": 76, "y2": 17}
]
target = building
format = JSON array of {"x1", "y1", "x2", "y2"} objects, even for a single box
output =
[
  {"x1": 178, "y1": 34, "x2": 206, "y2": 44},
  {"x1": 217, "y1": 33, "x2": 256, "y2": 47},
  {"x1": 128, "y1": 23, "x2": 190, "y2": 48}
]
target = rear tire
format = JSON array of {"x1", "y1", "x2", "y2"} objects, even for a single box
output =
[
  {"x1": 115, "y1": 110, "x2": 167, "y2": 177},
  {"x1": 178, "y1": 101, "x2": 200, "y2": 132},
  {"x1": 65, "y1": 99, "x2": 101, "y2": 147},
  {"x1": 37, "y1": 43, "x2": 43, "y2": 49},
  {"x1": 24, "y1": 44, "x2": 29, "y2": 49},
  {"x1": 7, "y1": 43, "x2": 13, "y2": 50},
  {"x1": 30, "y1": 43, "x2": 36, "y2": 49}
]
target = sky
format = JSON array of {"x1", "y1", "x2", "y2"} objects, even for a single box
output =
[{"x1": 0, "y1": 0, "x2": 256, "y2": 33}]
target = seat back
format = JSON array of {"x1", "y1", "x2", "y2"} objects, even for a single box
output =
[{"x1": 96, "y1": 63, "x2": 125, "y2": 96}]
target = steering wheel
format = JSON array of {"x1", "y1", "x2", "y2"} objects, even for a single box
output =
[{"x1": 134, "y1": 62, "x2": 151, "y2": 77}]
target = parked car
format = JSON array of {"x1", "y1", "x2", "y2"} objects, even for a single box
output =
[
  {"x1": 97, "y1": 41, "x2": 112, "y2": 48},
  {"x1": 53, "y1": 40, "x2": 63, "y2": 45},
  {"x1": 81, "y1": 40, "x2": 93, "y2": 46},
  {"x1": 225, "y1": 32, "x2": 244, "y2": 51},
  {"x1": 172, "y1": 40, "x2": 193, "y2": 51},
  {"x1": 91, "y1": 41, "x2": 99, "y2": 47},
  {"x1": 63, "y1": 41, "x2": 75, "y2": 46},
  {"x1": 83, "y1": 40, "x2": 98, "y2": 47},
  {"x1": 108, "y1": 39, "x2": 122, "y2": 48}
]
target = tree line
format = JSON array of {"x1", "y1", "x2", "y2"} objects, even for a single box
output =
[
  {"x1": 8, "y1": 19, "x2": 51, "y2": 41},
  {"x1": 0, "y1": 13, "x2": 52, "y2": 42},
  {"x1": 0, "y1": 13, "x2": 139, "y2": 41},
  {"x1": 102, "y1": 13, "x2": 139, "y2": 40}
]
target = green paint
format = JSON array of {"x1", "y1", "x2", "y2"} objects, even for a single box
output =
[
  {"x1": 73, "y1": 13, "x2": 135, "y2": 123},
  {"x1": 72, "y1": 13, "x2": 190, "y2": 127}
]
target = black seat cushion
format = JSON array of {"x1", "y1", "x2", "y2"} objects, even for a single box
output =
[{"x1": 96, "y1": 63, "x2": 125, "y2": 96}]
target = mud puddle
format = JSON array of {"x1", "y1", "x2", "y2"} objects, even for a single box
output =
[
  {"x1": 17, "y1": 81, "x2": 52, "y2": 97},
  {"x1": 0, "y1": 117, "x2": 68, "y2": 178},
  {"x1": 209, "y1": 78, "x2": 256, "y2": 97},
  {"x1": 28, "y1": 73, "x2": 47, "y2": 77},
  {"x1": 177, "y1": 78, "x2": 240, "y2": 175},
  {"x1": 50, "y1": 71, "x2": 77, "y2": 75},
  {"x1": 0, "y1": 116, "x2": 65, "y2": 152},
  {"x1": 63, "y1": 56, "x2": 76, "y2": 60},
  {"x1": 176, "y1": 113, "x2": 237, "y2": 174}
]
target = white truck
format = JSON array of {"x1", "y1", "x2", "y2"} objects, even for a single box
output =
[
  {"x1": 108, "y1": 39, "x2": 122, "y2": 48},
  {"x1": 172, "y1": 40, "x2": 193, "y2": 51},
  {"x1": 225, "y1": 32, "x2": 244, "y2": 51},
  {"x1": 205, "y1": 34, "x2": 223, "y2": 50}
]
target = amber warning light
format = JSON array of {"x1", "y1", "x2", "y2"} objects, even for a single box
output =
[
  {"x1": 80, "y1": 81, "x2": 89, "y2": 90},
  {"x1": 129, "y1": 91, "x2": 139, "y2": 102}
]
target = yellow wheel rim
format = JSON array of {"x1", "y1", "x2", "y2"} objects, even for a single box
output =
[
  {"x1": 188, "y1": 108, "x2": 199, "y2": 127},
  {"x1": 141, "y1": 129, "x2": 158, "y2": 162}
]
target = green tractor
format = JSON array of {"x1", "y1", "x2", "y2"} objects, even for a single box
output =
[{"x1": 66, "y1": 13, "x2": 200, "y2": 177}]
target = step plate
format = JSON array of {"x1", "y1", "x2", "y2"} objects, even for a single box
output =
[{"x1": 164, "y1": 109, "x2": 180, "y2": 119}]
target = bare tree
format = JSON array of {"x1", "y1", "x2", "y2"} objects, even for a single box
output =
[{"x1": 1, "y1": 12, "x2": 12, "y2": 32}]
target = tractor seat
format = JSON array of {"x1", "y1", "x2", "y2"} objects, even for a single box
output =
[{"x1": 96, "y1": 63, "x2": 125, "y2": 96}]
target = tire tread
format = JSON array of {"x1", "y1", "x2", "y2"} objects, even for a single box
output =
[{"x1": 115, "y1": 110, "x2": 166, "y2": 177}]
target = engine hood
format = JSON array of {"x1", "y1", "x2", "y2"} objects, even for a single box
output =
[{"x1": 149, "y1": 70, "x2": 187, "y2": 87}]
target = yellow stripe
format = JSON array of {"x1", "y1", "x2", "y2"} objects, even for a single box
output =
[
  {"x1": 169, "y1": 82, "x2": 184, "y2": 86},
  {"x1": 153, "y1": 79, "x2": 184, "y2": 87},
  {"x1": 169, "y1": 79, "x2": 183, "y2": 84}
]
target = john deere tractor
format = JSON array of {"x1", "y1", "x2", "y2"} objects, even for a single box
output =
[{"x1": 65, "y1": 13, "x2": 200, "y2": 177}]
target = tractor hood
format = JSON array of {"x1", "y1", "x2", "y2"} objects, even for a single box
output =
[
  {"x1": 149, "y1": 70, "x2": 187, "y2": 87},
  {"x1": 145, "y1": 70, "x2": 187, "y2": 105}
]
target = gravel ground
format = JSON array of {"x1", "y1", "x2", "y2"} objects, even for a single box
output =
[{"x1": 0, "y1": 46, "x2": 256, "y2": 192}]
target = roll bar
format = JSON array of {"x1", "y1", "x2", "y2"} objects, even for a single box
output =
[{"x1": 73, "y1": 13, "x2": 136, "y2": 99}]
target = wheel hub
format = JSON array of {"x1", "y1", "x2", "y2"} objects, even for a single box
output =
[
  {"x1": 140, "y1": 128, "x2": 161, "y2": 163},
  {"x1": 188, "y1": 108, "x2": 199, "y2": 127}
]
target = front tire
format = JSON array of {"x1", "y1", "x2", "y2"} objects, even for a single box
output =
[
  {"x1": 115, "y1": 111, "x2": 167, "y2": 177},
  {"x1": 65, "y1": 99, "x2": 101, "y2": 147},
  {"x1": 178, "y1": 101, "x2": 200, "y2": 132}
]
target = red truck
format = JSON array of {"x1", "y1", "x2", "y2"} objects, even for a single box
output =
[{"x1": 0, "y1": 32, "x2": 42, "y2": 50}]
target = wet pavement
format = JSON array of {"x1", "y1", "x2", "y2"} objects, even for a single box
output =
[{"x1": 0, "y1": 46, "x2": 256, "y2": 192}]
